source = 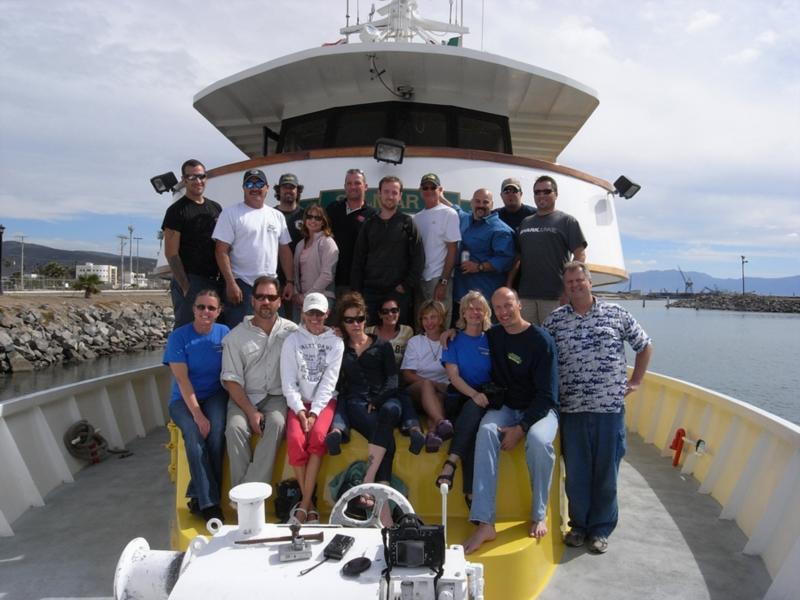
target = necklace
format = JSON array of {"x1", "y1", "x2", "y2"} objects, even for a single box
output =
[{"x1": 424, "y1": 334, "x2": 441, "y2": 362}]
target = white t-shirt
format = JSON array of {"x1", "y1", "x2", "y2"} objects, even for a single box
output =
[
  {"x1": 212, "y1": 202, "x2": 291, "y2": 285},
  {"x1": 413, "y1": 203, "x2": 461, "y2": 280},
  {"x1": 400, "y1": 334, "x2": 449, "y2": 384}
]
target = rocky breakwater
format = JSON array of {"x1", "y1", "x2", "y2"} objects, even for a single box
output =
[
  {"x1": 669, "y1": 294, "x2": 800, "y2": 313},
  {"x1": 0, "y1": 298, "x2": 174, "y2": 373}
]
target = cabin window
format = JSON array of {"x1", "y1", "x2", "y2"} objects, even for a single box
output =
[
  {"x1": 334, "y1": 110, "x2": 388, "y2": 147},
  {"x1": 282, "y1": 116, "x2": 327, "y2": 152},
  {"x1": 278, "y1": 102, "x2": 511, "y2": 154}
]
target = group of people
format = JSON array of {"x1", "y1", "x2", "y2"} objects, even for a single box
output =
[{"x1": 162, "y1": 159, "x2": 652, "y2": 556}]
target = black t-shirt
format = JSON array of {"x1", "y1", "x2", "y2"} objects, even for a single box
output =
[
  {"x1": 328, "y1": 200, "x2": 378, "y2": 286},
  {"x1": 494, "y1": 204, "x2": 536, "y2": 234},
  {"x1": 279, "y1": 206, "x2": 305, "y2": 252},
  {"x1": 161, "y1": 195, "x2": 222, "y2": 278}
]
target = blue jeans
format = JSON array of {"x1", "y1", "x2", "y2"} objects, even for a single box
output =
[
  {"x1": 561, "y1": 411, "x2": 626, "y2": 538},
  {"x1": 169, "y1": 389, "x2": 228, "y2": 510},
  {"x1": 223, "y1": 278, "x2": 254, "y2": 328},
  {"x1": 338, "y1": 397, "x2": 402, "y2": 482},
  {"x1": 170, "y1": 274, "x2": 222, "y2": 329},
  {"x1": 470, "y1": 407, "x2": 558, "y2": 524},
  {"x1": 332, "y1": 392, "x2": 420, "y2": 442}
]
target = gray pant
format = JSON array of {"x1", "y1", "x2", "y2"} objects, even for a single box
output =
[
  {"x1": 226, "y1": 394, "x2": 287, "y2": 488},
  {"x1": 417, "y1": 277, "x2": 453, "y2": 328},
  {"x1": 520, "y1": 298, "x2": 560, "y2": 326}
]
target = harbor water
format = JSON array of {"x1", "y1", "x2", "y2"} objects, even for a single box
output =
[
  {"x1": 2, "y1": 300, "x2": 798, "y2": 425},
  {"x1": 615, "y1": 299, "x2": 800, "y2": 426}
]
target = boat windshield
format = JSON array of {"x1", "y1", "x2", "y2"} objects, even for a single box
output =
[{"x1": 279, "y1": 101, "x2": 511, "y2": 154}]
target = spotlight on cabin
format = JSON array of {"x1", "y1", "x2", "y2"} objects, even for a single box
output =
[
  {"x1": 374, "y1": 138, "x2": 406, "y2": 165},
  {"x1": 613, "y1": 176, "x2": 641, "y2": 199},
  {"x1": 150, "y1": 172, "x2": 179, "y2": 195}
]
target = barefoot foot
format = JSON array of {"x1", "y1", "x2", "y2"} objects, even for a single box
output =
[
  {"x1": 463, "y1": 523, "x2": 497, "y2": 554},
  {"x1": 529, "y1": 519, "x2": 548, "y2": 539}
]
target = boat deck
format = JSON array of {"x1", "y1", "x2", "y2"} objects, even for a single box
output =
[{"x1": 0, "y1": 429, "x2": 771, "y2": 600}]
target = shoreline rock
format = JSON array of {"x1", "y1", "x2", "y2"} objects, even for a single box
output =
[
  {"x1": 0, "y1": 294, "x2": 174, "y2": 373},
  {"x1": 667, "y1": 294, "x2": 800, "y2": 313}
]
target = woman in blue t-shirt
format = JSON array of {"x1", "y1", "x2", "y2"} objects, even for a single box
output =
[
  {"x1": 164, "y1": 289, "x2": 230, "y2": 522},
  {"x1": 437, "y1": 290, "x2": 493, "y2": 507}
]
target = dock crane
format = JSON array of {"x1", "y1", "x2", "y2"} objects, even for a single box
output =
[{"x1": 678, "y1": 266, "x2": 694, "y2": 294}]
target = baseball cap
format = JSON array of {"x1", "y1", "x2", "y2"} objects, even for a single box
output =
[
  {"x1": 420, "y1": 173, "x2": 441, "y2": 187},
  {"x1": 501, "y1": 178, "x2": 522, "y2": 192},
  {"x1": 303, "y1": 292, "x2": 328, "y2": 314},
  {"x1": 278, "y1": 173, "x2": 299, "y2": 187},
  {"x1": 243, "y1": 169, "x2": 267, "y2": 185}
]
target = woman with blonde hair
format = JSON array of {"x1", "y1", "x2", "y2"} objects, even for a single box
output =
[
  {"x1": 436, "y1": 290, "x2": 493, "y2": 508},
  {"x1": 401, "y1": 299, "x2": 451, "y2": 452}
]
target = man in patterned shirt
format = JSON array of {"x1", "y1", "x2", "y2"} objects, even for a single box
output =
[{"x1": 543, "y1": 262, "x2": 652, "y2": 554}]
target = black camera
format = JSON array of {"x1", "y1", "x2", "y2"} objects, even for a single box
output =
[
  {"x1": 480, "y1": 381, "x2": 507, "y2": 409},
  {"x1": 385, "y1": 513, "x2": 445, "y2": 569}
]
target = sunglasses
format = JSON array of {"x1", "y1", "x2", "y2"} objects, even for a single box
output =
[
  {"x1": 534, "y1": 189, "x2": 554, "y2": 196},
  {"x1": 244, "y1": 180, "x2": 267, "y2": 190},
  {"x1": 184, "y1": 173, "x2": 207, "y2": 181},
  {"x1": 420, "y1": 185, "x2": 438, "y2": 191},
  {"x1": 502, "y1": 187, "x2": 520, "y2": 193},
  {"x1": 379, "y1": 307, "x2": 400, "y2": 315},
  {"x1": 305, "y1": 214, "x2": 324, "y2": 221},
  {"x1": 253, "y1": 293, "x2": 280, "y2": 302},
  {"x1": 194, "y1": 303, "x2": 219, "y2": 312},
  {"x1": 342, "y1": 315, "x2": 366, "y2": 324}
]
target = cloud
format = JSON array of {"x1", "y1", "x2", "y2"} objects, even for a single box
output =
[{"x1": 686, "y1": 10, "x2": 721, "y2": 33}]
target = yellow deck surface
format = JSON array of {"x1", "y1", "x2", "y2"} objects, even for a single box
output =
[{"x1": 169, "y1": 424, "x2": 564, "y2": 599}]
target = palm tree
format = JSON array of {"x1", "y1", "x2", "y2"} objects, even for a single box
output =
[{"x1": 73, "y1": 274, "x2": 102, "y2": 298}]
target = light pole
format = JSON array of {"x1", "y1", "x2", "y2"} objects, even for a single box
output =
[
  {"x1": 128, "y1": 225, "x2": 134, "y2": 286},
  {"x1": 0, "y1": 223, "x2": 5, "y2": 294},
  {"x1": 117, "y1": 235, "x2": 127, "y2": 289},
  {"x1": 741, "y1": 255, "x2": 748, "y2": 295},
  {"x1": 16, "y1": 234, "x2": 25, "y2": 290},
  {"x1": 134, "y1": 236, "x2": 142, "y2": 277}
]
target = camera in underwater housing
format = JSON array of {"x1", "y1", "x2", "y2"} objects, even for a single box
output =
[{"x1": 385, "y1": 513, "x2": 445, "y2": 569}]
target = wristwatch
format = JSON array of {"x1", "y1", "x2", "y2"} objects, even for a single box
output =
[
  {"x1": 439, "y1": 278, "x2": 449, "y2": 285},
  {"x1": 478, "y1": 262, "x2": 485, "y2": 272}
]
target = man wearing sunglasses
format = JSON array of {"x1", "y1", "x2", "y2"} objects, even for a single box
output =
[
  {"x1": 493, "y1": 177, "x2": 536, "y2": 233},
  {"x1": 510, "y1": 175, "x2": 587, "y2": 325},
  {"x1": 213, "y1": 169, "x2": 295, "y2": 327},
  {"x1": 161, "y1": 159, "x2": 223, "y2": 328},
  {"x1": 221, "y1": 275, "x2": 298, "y2": 492},
  {"x1": 413, "y1": 173, "x2": 460, "y2": 326}
]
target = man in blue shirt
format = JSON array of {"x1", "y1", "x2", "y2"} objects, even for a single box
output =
[
  {"x1": 543, "y1": 262, "x2": 652, "y2": 554},
  {"x1": 441, "y1": 189, "x2": 515, "y2": 319}
]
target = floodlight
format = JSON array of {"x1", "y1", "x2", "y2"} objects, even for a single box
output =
[
  {"x1": 150, "y1": 172, "x2": 179, "y2": 194},
  {"x1": 374, "y1": 138, "x2": 406, "y2": 165},
  {"x1": 613, "y1": 176, "x2": 641, "y2": 199}
]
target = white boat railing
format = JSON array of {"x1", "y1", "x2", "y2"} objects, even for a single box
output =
[
  {"x1": 0, "y1": 364, "x2": 171, "y2": 537},
  {"x1": 1, "y1": 366, "x2": 798, "y2": 597},
  {"x1": 626, "y1": 370, "x2": 800, "y2": 600}
]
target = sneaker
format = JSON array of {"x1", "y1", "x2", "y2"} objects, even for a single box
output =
[
  {"x1": 325, "y1": 430, "x2": 342, "y2": 456},
  {"x1": 201, "y1": 505, "x2": 225, "y2": 523},
  {"x1": 408, "y1": 429, "x2": 425, "y2": 455},
  {"x1": 588, "y1": 536, "x2": 608, "y2": 554},
  {"x1": 564, "y1": 530, "x2": 585, "y2": 547},
  {"x1": 187, "y1": 498, "x2": 201, "y2": 515}
]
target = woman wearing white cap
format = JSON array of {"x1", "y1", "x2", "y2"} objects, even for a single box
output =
[{"x1": 280, "y1": 292, "x2": 344, "y2": 523}]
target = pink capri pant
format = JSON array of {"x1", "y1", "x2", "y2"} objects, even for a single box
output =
[{"x1": 286, "y1": 400, "x2": 337, "y2": 466}]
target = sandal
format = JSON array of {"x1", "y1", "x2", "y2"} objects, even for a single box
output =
[
  {"x1": 435, "y1": 419, "x2": 454, "y2": 441},
  {"x1": 307, "y1": 508, "x2": 320, "y2": 524},
  {"x1": 289, "y1": 503, "x2": 308, "y2": 524},
  {"x1": 409, "y1": 429, "x2": 425, "y2": 455},
  {"x1": 435, "y1": 459, "x2": 458, "y2": 488},
  {"x1": 425, "y1": 431, "x2": 443, "y2": 453}
]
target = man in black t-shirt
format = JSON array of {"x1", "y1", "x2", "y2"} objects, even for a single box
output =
[
  {"x1": 493, "y1": 177, "x2": 536, "y2": 233},
  {"x1": 274, "y1": 173, "x2": 305, "y2": 319},
  {"x1": 161, "y1": 159, "x2": 222, "y2": 328},
  {"x1": 328, "y1": 168, "x2": 378, "y2": 298}
]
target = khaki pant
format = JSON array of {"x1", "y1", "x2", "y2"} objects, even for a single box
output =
[
  {"x1": 225, "y1": 394, "x2": 287, "y2": 488},
  {"x1": 520, "y1": 298, "x2": 560, "y2": 326},
  {"x1": 416, "y1": 277, "x2": 453, "y2": 329}
]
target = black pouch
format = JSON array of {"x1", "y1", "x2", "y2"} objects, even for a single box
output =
[
  {"x1": 275, "y1": 478, "x2": 302, "y2": 523},
  {"x1": 480, "y1": 381, "x2": 507, "y2": 409}
]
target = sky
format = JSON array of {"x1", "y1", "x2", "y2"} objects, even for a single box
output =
[{"x1": 1, "y1": 0, "x2": 798, "y2": 279}]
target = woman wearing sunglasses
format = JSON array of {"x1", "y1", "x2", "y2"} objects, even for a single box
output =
[
  {"x1": 163, "y1": 289, "x2": 230, "y2": 522},
  {"x1": 280, "y1": 293, "x2": 344, "y2": 524},
  {"x1": 292, "y1": 204, "x2": 338, "y2": 322},
  {"x1": 365, "y1": 295, "x2": 414, "y2": 367},
  {"x1": 327, "y1": 292, "x2": 413, "y2": 525}
]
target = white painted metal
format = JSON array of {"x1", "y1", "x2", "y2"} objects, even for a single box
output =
[
  {"x1": 329, "y1": 482, "x2": 415, "y2": 527},
  {"x1": 699, "y1": 415, "x2": 741, "y2": 495},
  {"x1": 720, "y1": 430, "x2": 771, "y2": 520},
  {"x1": 681, "y1": 404, "x2": 713, "y2": 476},
  {"x1": 746, "y1": 449, "x2": 800, "y2": 555},
  {"x1": 114, "y1": 537, "x2": 180, "y2": 600},
  {"x1": 229, "y1": 482, "x2": 272, "y2": 537}
]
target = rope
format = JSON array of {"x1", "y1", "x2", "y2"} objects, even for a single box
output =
[{"x1": 63, "y1": 420, "x2": 117, "y2": 463}]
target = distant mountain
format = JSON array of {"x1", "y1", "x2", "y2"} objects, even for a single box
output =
[
  {"x1": 602, "y1": 269, "x2": 800, "y2": 296},
  {"x1": 1, "y1": 241, "x2": 157, "y2": 276}
]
